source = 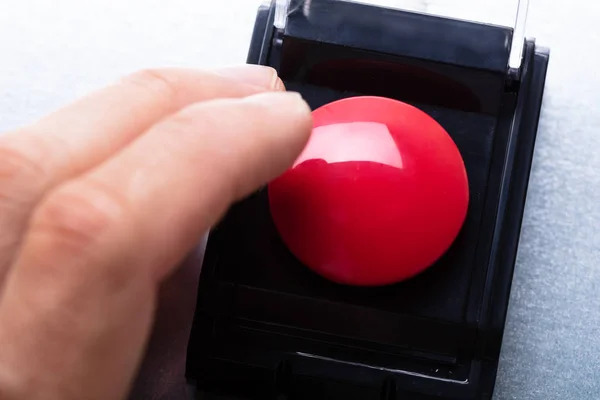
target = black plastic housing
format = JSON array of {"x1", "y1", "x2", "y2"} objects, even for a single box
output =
[{"x1": 186, "y1": 1, "x2": 549, "y2": 399}]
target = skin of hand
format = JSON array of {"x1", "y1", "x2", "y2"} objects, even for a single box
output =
[{"x1": 0, "y1": 65, "x2": 312, "y2": 399}]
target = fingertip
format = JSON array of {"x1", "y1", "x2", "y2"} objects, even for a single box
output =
[
  {"x1": 244, "y1": 91, "x2": 312, "y2": 128},
  {"x1": 230, "y1": 91, "x2": 313, "y2": 195},
  {"x1": 215, "y1": 65, "x2": 285, "y2": 92},
  {"x1": 274, "y1": 77, "x2": 286, "y2": 92},
  {"x1": 246, "y1": 91, "x2": 313, "y2": 160}
]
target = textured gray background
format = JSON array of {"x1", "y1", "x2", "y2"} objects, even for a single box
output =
[{"x1": 1, "y1": 1, "x2": 599, "y2": 399}]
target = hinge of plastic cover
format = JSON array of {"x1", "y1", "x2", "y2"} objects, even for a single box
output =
[{"x1": 274, "y1": 0, "x2": 291, "y2": 29}]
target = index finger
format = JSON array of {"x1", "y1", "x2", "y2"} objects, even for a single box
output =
[
  {"x1": 0, "y1": 91, "x2": 311, "y2": 400},
  {"x1": 0, "y1": 65, "x2": 283, "y2": 283}
]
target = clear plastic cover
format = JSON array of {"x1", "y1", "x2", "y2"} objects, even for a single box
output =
[{"x1": 272, "y1": 0, "x2": 528, "y2": 68}]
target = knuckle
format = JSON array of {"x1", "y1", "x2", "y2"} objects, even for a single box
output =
[
  {"x1": 122, "y1": 68, "x2": 179, "y2": 104},
  {"x1": 160, "y1": 108, "x2": 200, "y2": 136},
  {"x1": 31, "y1": 179, "x2": 131, "y2": 252},
  {"x1": 0, "y1": 137, "x2": 46, "y2": 183},
  {"x1": 25, "y1": 179, "x2": 142, "y2": 297},
  {"x1": 0, "y1": 136, "x2": 48, "y2": 208}
]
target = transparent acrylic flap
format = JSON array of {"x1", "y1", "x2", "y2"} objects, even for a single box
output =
[{"x1": 273, "y1": 0, "x2": 528, "y2": 69}]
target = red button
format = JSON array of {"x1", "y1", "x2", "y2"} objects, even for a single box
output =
[{"x1": 268, "y1": 96, "x2": 469, "y2": 286}]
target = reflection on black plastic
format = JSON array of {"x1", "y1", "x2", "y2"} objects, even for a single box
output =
[{"x1": 284, "y1": 0, "x2": 514, "y2": 73}]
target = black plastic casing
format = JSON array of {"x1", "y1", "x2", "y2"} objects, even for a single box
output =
[{"x1": 186, "y1": 1, "x2": 550, "y2": 399}]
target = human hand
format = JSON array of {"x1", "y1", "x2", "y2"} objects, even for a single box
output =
[{"x1": 0, "y1": 65, "x2": 312, "y2": 399}]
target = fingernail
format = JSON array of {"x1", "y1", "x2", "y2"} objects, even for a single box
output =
[
  {"x1": 274, "y1": 77, "x2": 286, "y2": 91},
  {"x1": 215, "y1": 65, "x2": 282, "y2": 90},
  {"x1": 245, "y1": 91, "x2": 310, "y2": 113}
]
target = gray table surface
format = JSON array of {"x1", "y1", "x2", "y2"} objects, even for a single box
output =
[{"x1": 1, "y1": 1, "x2": 599, "y2": 399}]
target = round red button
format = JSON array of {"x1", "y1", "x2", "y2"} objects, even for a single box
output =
[{"x1": 268, "y1": 96, "x2": 469, "y2": 286}]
